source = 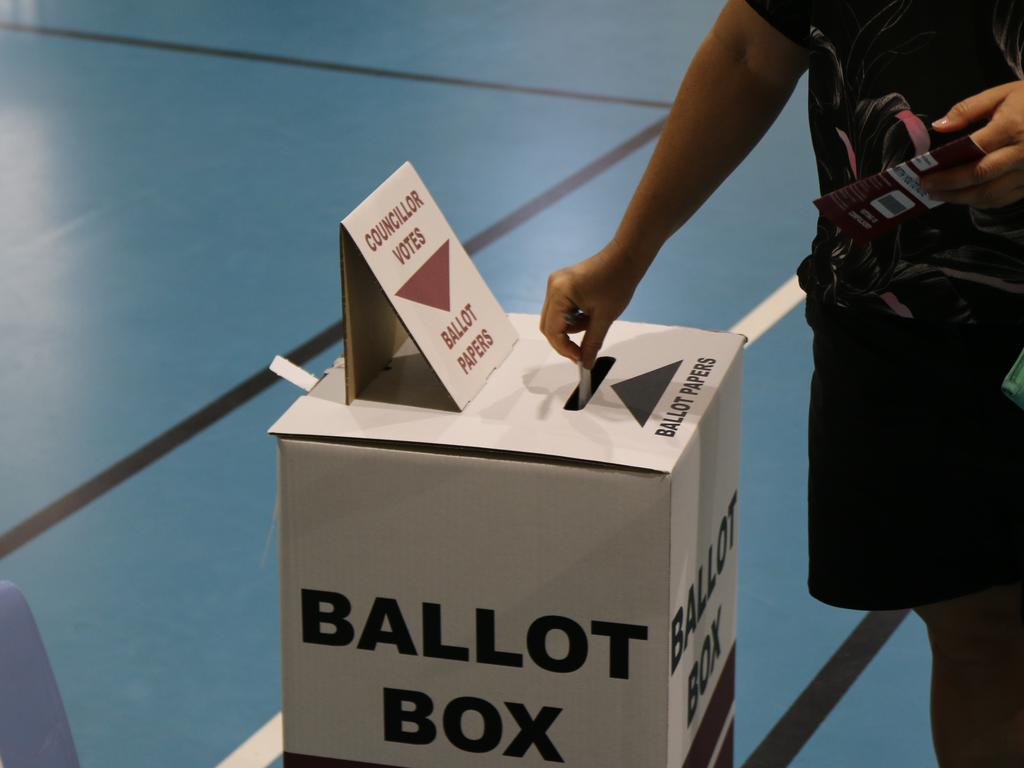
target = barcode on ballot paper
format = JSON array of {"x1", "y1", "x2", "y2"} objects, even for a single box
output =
[{"x1": 871, "y1": 190, "x2": 914, "y2": 219}]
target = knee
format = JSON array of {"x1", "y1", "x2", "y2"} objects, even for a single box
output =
[
  {"x1": 922, "y1": 619, "x2": 1024, "y2": 668},
  {"x1": 915, "y1": 589, "x2": 1024, "y2": 668},
  {"x1": 1012, "y1": 711, "x2": 1024, "y2": 755}
]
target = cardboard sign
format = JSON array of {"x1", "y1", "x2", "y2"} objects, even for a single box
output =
[
  {"x1": 814, "y1": 136, "x2": 985, "y2": 244},
  {"x1": 341, "y1": 162, "x2": 517, "y2": 410}
]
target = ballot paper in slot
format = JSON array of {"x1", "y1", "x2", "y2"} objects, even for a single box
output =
[
  {"x1": 563, "y1": 357, "x2": 616, "y2": 412},
  {"x1": 562, "y1": 307, "x2": 595, "y2": 409},
  {"x1": 578, "y1": 361, "x2": 592, "y2": 407}
]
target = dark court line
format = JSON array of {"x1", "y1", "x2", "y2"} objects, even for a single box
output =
[
  {"x1": 0, "y1": 324, "x2": 342, "y2": 560},
  {"x1": 0, "y1": 116, "x2": 667, "y2": 560},
  {"x1": 740, "y1": 608, "x2": 911, "y2": 767},
  {"x1": 0, "y1": 21, "x2": 673, "y2": 110},
  {"x1": 462, "y1": 118, "x2": 666, "y2": 253}
]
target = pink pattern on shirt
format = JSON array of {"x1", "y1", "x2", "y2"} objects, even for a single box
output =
[
  {"x1": 880, "y1": 291, "x2": 914, "y2": 318},
  {"x1": 895, "y1": 110, "x2": 931, "y2": 156},
  {"x1": 835, "y1": 128, "x2": 858, "y2": 178}
]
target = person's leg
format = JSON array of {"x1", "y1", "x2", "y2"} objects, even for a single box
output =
[{"x1": 914, "y1": 583, "x2": 1024, "y2": 768}]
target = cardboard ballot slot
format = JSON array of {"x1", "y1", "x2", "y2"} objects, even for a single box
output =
[
  {"x1": 271, "y1": 314, "x2": 744, "y2": 768},
  {"x1": 340, "y1": 162, "x2": 518, "y2": 411}
]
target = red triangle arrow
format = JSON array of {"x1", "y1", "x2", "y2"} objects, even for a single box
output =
[{"x1": 395, "y1": 240, "x2": 451, "y2": 312}]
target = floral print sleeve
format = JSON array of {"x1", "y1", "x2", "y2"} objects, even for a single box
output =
[{"x1": 745, "y1": 0, "x2": 811, "y2": 47}]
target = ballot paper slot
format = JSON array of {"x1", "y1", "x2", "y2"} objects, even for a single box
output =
[{"x1": 564, "y1": 356, "x2": 616, "y2": 411}]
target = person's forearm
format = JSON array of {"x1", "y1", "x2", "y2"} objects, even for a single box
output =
[{"x1": 610, "y1": 16, "x2": 805, "y2": 279}]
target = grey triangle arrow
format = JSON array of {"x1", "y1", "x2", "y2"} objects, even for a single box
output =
[{"x1": 611, "y1": 360, "x2": 683, "y2": 427}]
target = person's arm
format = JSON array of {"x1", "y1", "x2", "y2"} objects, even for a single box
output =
[{"x1": 540, "y1": 0, "x2": 808, "y2": 368}]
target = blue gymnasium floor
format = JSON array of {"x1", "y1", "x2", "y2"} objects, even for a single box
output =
[{"x1": 0, "y1": 2, "x2": 935, "y2": 766}]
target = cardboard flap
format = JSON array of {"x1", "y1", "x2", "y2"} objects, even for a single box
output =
[
  {"x1": 339, "y1": 162, "x2": 518, "y2": 410},
  {"x1": 340, "y1": 227, "x2": 411, "y2": 404},
  {"x1": 271, "y1": 314, "x2": 744, "y2": 473}
]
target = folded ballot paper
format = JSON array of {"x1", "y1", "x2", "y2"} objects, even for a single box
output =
[{"x1": 814, "y1": 136, "x2": 985, "y2": 244}]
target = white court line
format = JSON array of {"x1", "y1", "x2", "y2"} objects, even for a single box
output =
[
  {"x1": 729, "y1": 274, "x2": 804, "y2": 342},
  {"x1": 216, "y1": 274, "x2": 805, "y2": 768},
  {"x1": 215, "y1": 712, "x2": 282, "y2": 768}
]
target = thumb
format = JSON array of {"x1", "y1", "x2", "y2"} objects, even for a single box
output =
[
  {"x1": 579, "y1": 313, "x2": 612, "y2": 370},
  {"x1": 933, "y1": 84, "x2": 1013, "y2": 132}
]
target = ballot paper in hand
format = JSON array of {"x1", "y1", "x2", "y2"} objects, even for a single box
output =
[
  {"x1": 814, "y1": 136, "x2": 985, "y2": 244},
  {"x1": 562, "y1": 306, "x2": 593, "y2": 408}
]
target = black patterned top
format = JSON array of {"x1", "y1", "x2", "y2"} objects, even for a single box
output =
[{"x1": 746, "y1": 0, "x2": 1024, "y2": 324}]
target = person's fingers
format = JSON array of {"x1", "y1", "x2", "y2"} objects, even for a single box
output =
[
  {"x1": 967, "y1": 108, "x2": 1024, "y2": 155},
  {"x1": 540, "y1": 257, "x2": 632, "y2": 367},
  {"x1": 549, "y1": 332, "x2": 582, "y2": 363},
  {"x1": 922, "y1": 145, "x2": 1023, "y2": 193},
  {"x1": 933, "y1": 83, "x2": 1016, "y2": 133},
  {"x1": 579, "y1": 311, "x2": 612, "y2": 370},
  {"x1": 540, "y1": 293, "x2": 579, "y2": 340},
  {"x1": 540, "y1": 275, "x2": 583, "y2": 362},
  {"x1": 539, "y1": 313, "x2": 581, "y2": 361},
  {"x1": 926, "y1": 169, "x2": 1024, "y2": 209}
]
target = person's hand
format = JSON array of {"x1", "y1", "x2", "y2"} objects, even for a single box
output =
[
  {"x1": 539, "y1": 241, "x2": 643, "y2": 369},
  {"x1": 923, "y1": 81, "x2": 1024, "y2": 208}
]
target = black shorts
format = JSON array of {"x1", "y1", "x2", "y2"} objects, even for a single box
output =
[{"x1": 805, "y1": 297, "x2": 1024, "y2": 611}]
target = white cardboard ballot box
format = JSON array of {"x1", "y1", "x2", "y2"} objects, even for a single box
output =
[{"x1": 270, "y1": 314, "x2": 743, "y2": 768}]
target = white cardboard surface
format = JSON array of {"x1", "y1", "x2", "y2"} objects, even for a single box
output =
[
  {"x1": 341, "y1": 162, "x2": 517, "y2": 409},
  {"x1": 274, "y1": 315, "x2": 742, "y2": 765},
  {"x1": 278, "y1": 444, "x2": 678, "y2": 766},
  {"x1": 270, "y1": 314, "x2": 744, "y2": 473}
]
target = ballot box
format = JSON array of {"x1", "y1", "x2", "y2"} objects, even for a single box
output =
[{"x1": 269, "y1": 313, "x2": 743, "y2": 768}]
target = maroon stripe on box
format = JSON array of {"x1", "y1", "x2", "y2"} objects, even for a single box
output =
[
  {"x1": 284, "y1": 754, "x2": 408, "y2": 768},
  {"x1": 681, "y1": 643, "x2": 736, "y2": 768},
  {"x1": 712, "y1": 722, "x2": 735, "y2": 768}
]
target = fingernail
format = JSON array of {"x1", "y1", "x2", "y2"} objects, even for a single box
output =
[{"x1": 933, "y1": 117, "x2": 950, "y2": 128}]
